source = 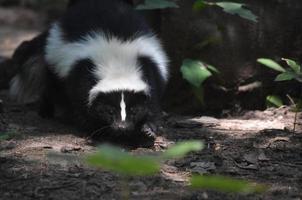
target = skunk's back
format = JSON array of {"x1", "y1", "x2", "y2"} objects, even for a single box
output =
[
  {"x1": 9, "y1": 33, "x2": 48, "y2": 103},
  {"x1": 61, "y1": 0, "x2": 151, "y2": 42}
]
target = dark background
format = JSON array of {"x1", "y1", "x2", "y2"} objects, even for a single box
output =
[{"x1": 0, "y1": 0, "x2": 301, "y2": 114}]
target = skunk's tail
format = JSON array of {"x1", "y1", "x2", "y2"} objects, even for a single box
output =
[{"x1": 9, "y1": 33, "x2": 48, "y2": 103}]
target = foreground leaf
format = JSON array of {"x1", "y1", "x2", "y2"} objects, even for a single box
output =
[
  {"x1": 0, "y1": 133, "x2": 10, "y2": 141},
  {"x1": 190, "y1": 175, "x2": 268, "y2": 194},
  {"x1": 162, "y1": 141, "x2": 204, "y2": 159},
  {"x1": 192, "y1": 86, "x2": 205, "y2": 106},
  {"x1": 181, "y1": 59, "x2": 214, "y2": 88},
  {"x1": 266, "y1": 95, "x2": 283, "y2": 108},
  {"x1": 86, "y1": 145, "x2": 160, "y2": 176},
  {"x1": 193, "y1": 0, "x2": 207, "y2": 11},
  {"x1": 0, "y1": 132, "x2": 19, "y2": 141},
  {"x1": 257, "y1": 58, "x2": 286, "y2": 72},
  {"x1": 136, "y1": 0, "x2": 178, "y2": 10}
]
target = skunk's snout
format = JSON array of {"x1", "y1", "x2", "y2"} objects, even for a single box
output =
[{"x1": 112, "y1": 121, "x2": 134, "y2": 132}]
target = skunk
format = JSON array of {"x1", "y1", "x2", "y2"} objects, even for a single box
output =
[{"x1": 9, "y1": 0, "x2": 169, "y2": 144}]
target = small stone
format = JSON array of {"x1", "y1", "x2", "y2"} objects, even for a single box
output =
[
  {"x1": 60, "y1": 146, "x2": 82, "y2": 153},
  {"x1": 61, "y1": 146, "x2": 73, "y2": 153},
  {"x1": 190, "y1": 162, "x2": 216, "y2": 174},
  {"x1": 243, "y1": 152, "x2": 258, "y2": 164},
  {"x1": 258, "y1": 152, "x2": 270, "y2": 161}
]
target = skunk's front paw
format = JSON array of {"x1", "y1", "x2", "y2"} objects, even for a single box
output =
[{"x1": 141, "y1": 122, "x2": 157, "y2": 139}]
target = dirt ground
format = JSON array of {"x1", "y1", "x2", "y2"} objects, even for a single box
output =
[
  {"x1": 1, "y1": 6, "x2": 302, "y2": 200},
  {"x1": 0, "y1": 88, "x2": 302, "y2": 200}
]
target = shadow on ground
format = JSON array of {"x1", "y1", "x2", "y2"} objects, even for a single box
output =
[{"x1": 1, "y1": 89, "x2": 302, "y2": 200}]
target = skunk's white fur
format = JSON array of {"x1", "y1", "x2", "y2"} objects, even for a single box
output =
[
  {"x1": 120, "y1": 93, "x2": 126, "y2": 121},
  {"x1": 46, "y1": 24, "x2": 168, "y2": 104}
]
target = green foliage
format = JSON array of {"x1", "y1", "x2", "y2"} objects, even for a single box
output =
[
  {"x1": 275, "y1": 71, "x2": 296, "y2": 82},
  {"x1": 193, "y1": 1, "x2": 258, "y2": 22},
  {"x1": 181, "y1": 59, "x2": 215, "y2": 88},
  {"x1": 258, "y1": 57, "x2": 302, "y2": 132},
  {"x1": 257, "y1": 58, "x2": 302, "y2": 82},
  {"x1": 162, "y1": 141, "x2": 204, "y2": 159},
  {"x1": 193, "y1": 0, "x2": 207, "y2": 10},
  {"x1": 86, "y1": 145, "x2": 160, "y2": 176},
  {"x1": 137, "y1": 0, "x2": 257, "y2": 22},
  {"x1": 180, "y1": 59, "x2": 219, "y2": 105},
  {"x1": 266, "y1": 95, "x2": 283, "y2": 108},
  {"x1": 86, "y1": 141, "x2": 204, "y2": 176},
  {"x1": 282, "y1": 58, "x2": 301, "y2": 74},
  {"x1": 211, "y1": 2, "x2": 257, "y2": 22},
  {"x1": 0, "y1": 133, "x2": 10, "y2": 141},
  {"x1": 0, "y1": 131, "x2": 19, "y2": 141},
  {"x1": 190, "y1": 175, "x2": 268, "y2": 194},
  {"x1": 257, "y1": 58, "x2": 286, "y2": 72},
  {"x1": 136, "y1": 0, "x2": 178, "y2": 10},
  {"x1": 86, "y1": 141, "x2": 267, "y2": 196}
]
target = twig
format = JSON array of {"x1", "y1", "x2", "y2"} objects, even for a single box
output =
[
  {"x1": 286, "y1": 94, "x2": 298, "y2": 133},
  {"x1": 238, "y1": 81, "x2": 262, "y2": 93}
]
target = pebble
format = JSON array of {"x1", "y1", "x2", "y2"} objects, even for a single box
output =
[{"x1": 61, "y1": 146, "x2": 82, "y2": 153}]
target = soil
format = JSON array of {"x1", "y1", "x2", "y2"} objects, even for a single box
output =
[
  {"x1": 0, "y1": 89, "x2": 301, "y2": 200},
  {"x1": 1, "y1": 6, "x2": 302, "y2": 200}
]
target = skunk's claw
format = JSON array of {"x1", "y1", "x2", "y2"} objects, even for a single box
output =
[{"x1": 141, "y1": 123, "x2": 157, "y2": 139}]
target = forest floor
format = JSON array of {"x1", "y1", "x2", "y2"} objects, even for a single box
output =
[
  {"x1": 1, "y1": 6, "x2": 302, "y2": 200},
  {"x1": 0, "y1": 89, "x2": 302, "y2": 200}
]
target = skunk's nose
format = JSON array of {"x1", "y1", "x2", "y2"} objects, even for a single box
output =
[
  {"x1": 112, "y1": 121, "x2": 133, "y2": 132},
  {"x1": 117, "y1": 122, "x2": 127, "y2": 130}
]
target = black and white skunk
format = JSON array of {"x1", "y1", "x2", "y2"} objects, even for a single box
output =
[{"x1": 9, "y1": 0, "x2": 169, "y2": 144}]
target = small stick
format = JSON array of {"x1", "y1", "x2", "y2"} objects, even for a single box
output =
[{"x1": 286, "y1": 94, "x2": 298, "y2": 133}]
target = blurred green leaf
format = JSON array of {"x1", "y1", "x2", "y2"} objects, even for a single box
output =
[
  {"x1": 86, "y1": 145, "x2": 160, "y2": 176},
  {"x1": 193, "y1": 0, "x2": 207, "y2": 11},
  {"x1": 181, "y1": 59, "x2": 214, "y2": 88},
  {"x1": 207, "y1": 2, "x2": 258, "y2": 22},
  {"x1": 206, "y1": 63, "x2": 220, "y2": 74},
  {"x1": 282, "y1": 58, "x2": 301, "y2": 73},
  {"x1": 136, "y1": 0, "x2": 178, "y2": 10},
  {"x1": 275, "y1": 72, "x2": 295, "y2": 81},
  {"x1": 266, "y1": 95, "x2": 283, "y2": 108},
  {"x1": 190, "y1": 175, "x2": 268, "y2": 194},
  {"x1": 0, "y1": 133, "x2": 10, "y2": 141},
  {"x1": 0, "y1": 132, "x2": 19, "y2": 141},
  {"x1": 162, "y1": 141, "x2": 204, "y2": 159},
  {"x1": 192, "y1": 87, "x2": 205, "y2": 106},
  {"x1": 257, "y1": 58, "x2": 286, "y2": 72}
]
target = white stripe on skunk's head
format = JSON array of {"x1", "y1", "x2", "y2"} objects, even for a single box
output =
[
  {"x1": 88, "y1": 75, "x2": 150, "y2": 105},
  {"x1": 45, "y1": 23, "x2": 169, "y2": 81}
]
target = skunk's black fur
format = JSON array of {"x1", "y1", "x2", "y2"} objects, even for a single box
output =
[{"x1": 10, "y1": 0, "x2": 169, "y2": 145}]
